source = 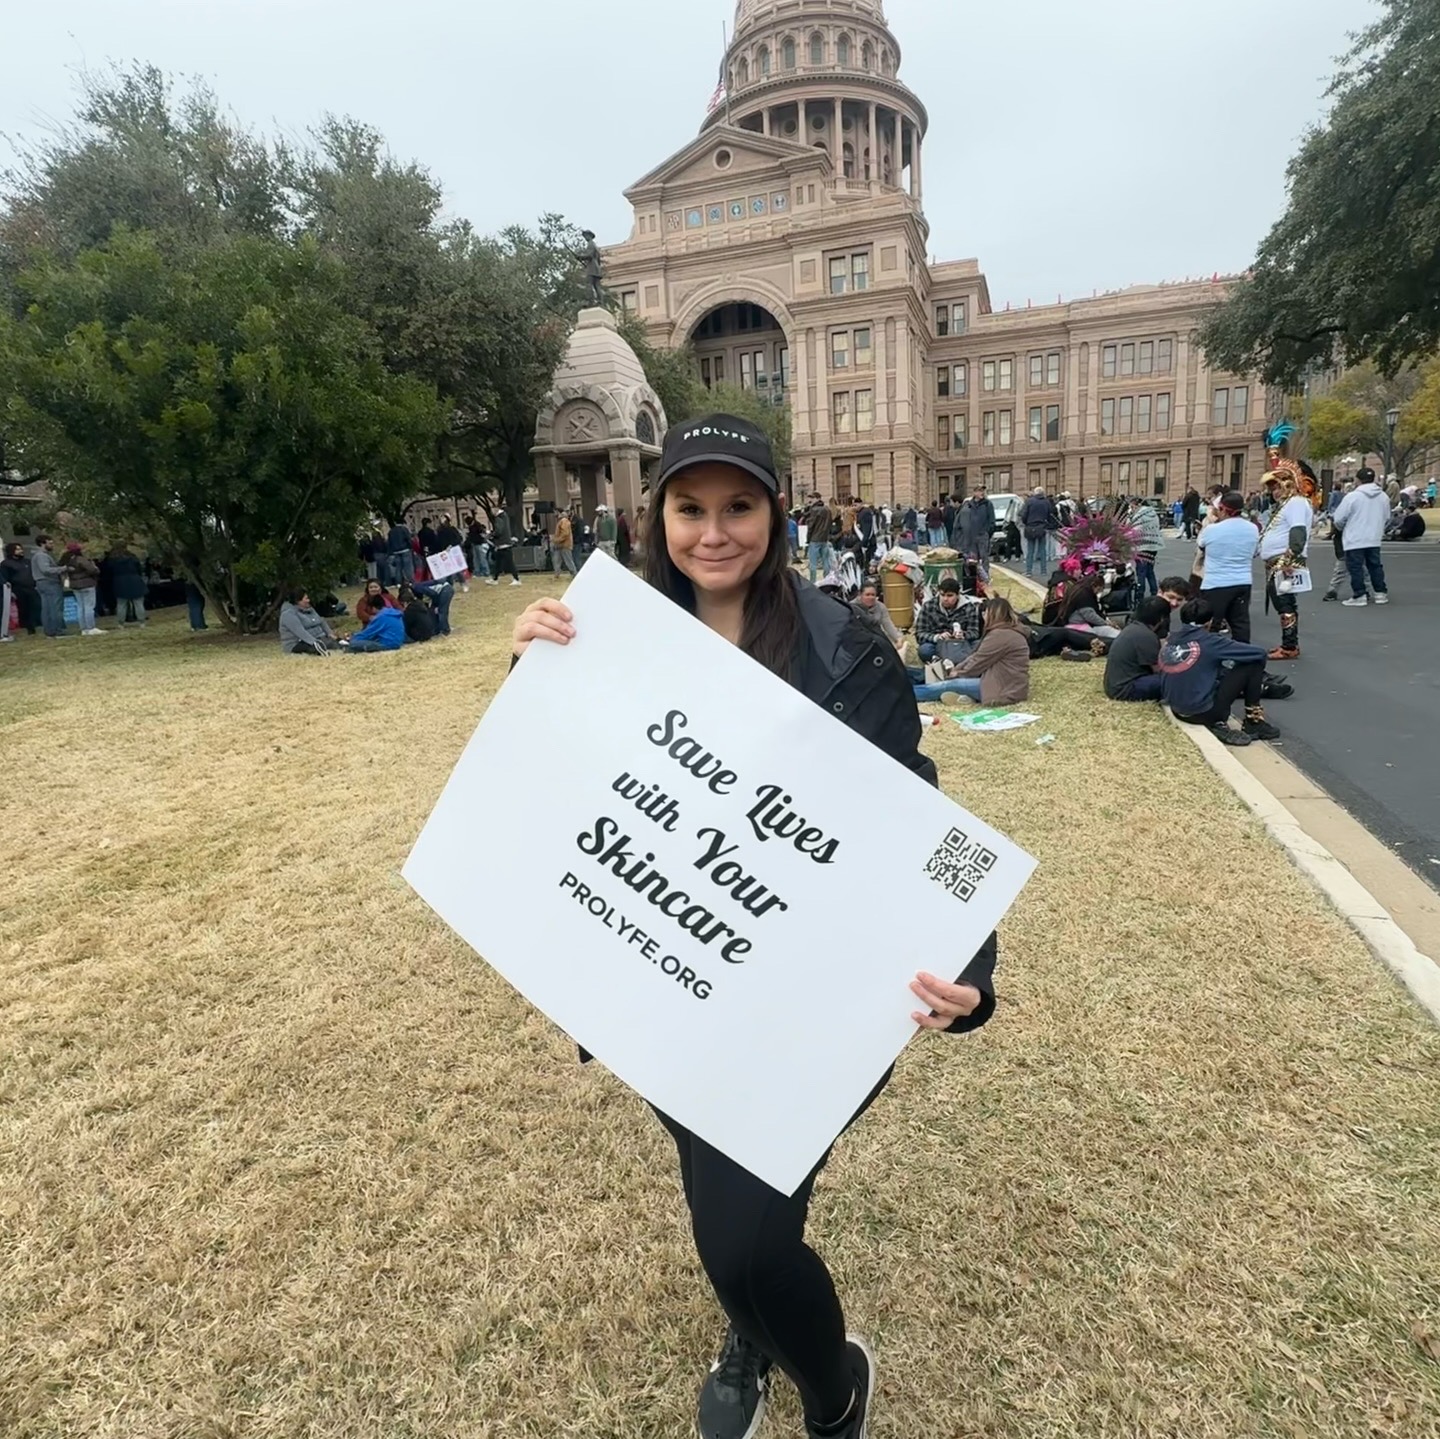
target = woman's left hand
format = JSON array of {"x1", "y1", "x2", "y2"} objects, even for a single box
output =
[{"x1": 910, "y1": 972, "x2": 983, "y2": 1029}]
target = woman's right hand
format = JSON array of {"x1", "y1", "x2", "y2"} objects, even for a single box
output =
[{"x1": 512, "y1": 598, "x2": 575, "y2": 658}]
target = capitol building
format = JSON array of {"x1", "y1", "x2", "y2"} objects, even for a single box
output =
[{"x1": 603, "y1": 0, "x2": 1272, "y2": 509}]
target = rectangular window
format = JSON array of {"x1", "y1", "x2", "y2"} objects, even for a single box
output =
[
  {"x1": 1157, "y1": 393, "x2": 1172, "y2": 431},
  {"x1": 830, "y1": 257, "x2": 848, "y2": 295},
  {"x1": 954, "y1": 363, "x2": 967, "y2": 398},
  {"x1": 953, "y1": 301, "x2": 967, "y2": 334},
  {"x1": 1046, "y1": 466, "x2": 1058, "y2": 488},
  {"x1": 983, "y1": 411, "x2": 996, "y2": 445},
  {"x1": 999, "y1": 410, "x2": 1013, "y2": 446},
  {"x1": 779, "y1": 346, "x2": 790, "y2": 388},
  {"x1": 855, "y1": 389, "x2": 873, "y2": 432},
  {"x1": 999, "y1": 359, "x2": 1013, "y2": 391},
  {"x1": 856, "y1": 461, "x2": 874, "y2": 502},
  {"x1": 937, "y1": 418, "x2": 950, "y2": 452},
  {"x1": 1212, "y1": 388, "x2": 1229, "y2": 427},
  {"x1": 713, "y1": 354, "x2": 725, "y2": 384},
  {"x1": 1210, "y1": 454, "x2": 1226, "y2": 483},
  {"x1": 1101, "y1": 461, "x2": 1114, "y2": 490},
  {"x1": 1119, "y1": 396, "x2": 1134, "y2": 435},
  {"x1": 1101, "y1": 398, "x2": 1116, "y2": 436},
  {"x1": 1137, "y1": 395, "x2": 1152, "y2": 433},
  {"x1": 700, "y1": 357, "x2": 712, "y2": 387},
  {"x1": 1047, "y1": 351, "x2": 1061, "y2": 385},
  {"x1": 983, "y1": 361, "x2": 997, "y2": 392},
  {"x1": 1137, "y1": 460, "x2": 1149, "y2": 487},
  {"x1": 1046, "y1": 404, "x2": 1061, "y2": 442},
  {"x1": 833, "y1": 391, "x2": 851, "y2": 434},
  {"x1": 1029, "y1": 406, "x2": 1044, "y2": 442},
  {"x1": 741, "y1": 352, "x2": 754, "y2": 389},
  {"x1": 620, "y1": 290, "x2": 638, "y2": 313},
  {"x1": 1102, "y1": 344, "x2": 1118, "y2": 379},
  {"x1": 854, "y1": 328, "x2": 872, "y2": 367},
  {"x1": 935, "y1": 304, "x2": 949, "y2": 337},
  {"x1": 937, "y1": 367, "x2": 950, "y2": 398},
  {"x1": 1121, "y1": 342, "x2": 1135, "y2": 377},
  {"x1": 1231, "y1": 453, "x2": 1245, "y2": 486},
  {"x1": 832, "y1": 331, "x2": 849, "y2": 369},
  {"x1": 954, "y1": 415, "x2": 967, "y2": 448},
  {"x1": 1139, "y1": 340, "x2": 1154, "y2": 375},
  {"x1": 834, "y1": 463, "x2": 851, "y2": 494},
  {"x1": 1118, "y1": 461, "x2": 1132, "y2": 488},
  {"x1": 1154, "y1": 458, "x2": 1168, "y2": 494},
  {"x1": 1157, "y1": 338, "x2": 1174, "y2": 373},
  {"x1": 851, "y1": 253, "x2": 870, "y2": 291},
  {"x1": 1029, "y1": 354, "x2": 1044, "y2": 388},
  {"x1": 1232, "y1": 385, "x2": 1249, "y2": 426},
  {"x1": 1029, "y1": 467, "x2": 1042, "y2": 488}
]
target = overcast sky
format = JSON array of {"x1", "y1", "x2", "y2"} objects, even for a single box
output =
[{"x1": 1, "y1": 0, "x2": 1371, "y2": 305}]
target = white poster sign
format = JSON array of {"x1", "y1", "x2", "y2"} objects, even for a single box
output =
[
  {"x1": 404, "y1": 553, "x2": 1036, "y2": 1193},
  {"x1": 1, "y1": 583, "x2": 11, "y2": 640},
  {"x1": 427, "y1": 545, "x2": 468, "y2": 580}
]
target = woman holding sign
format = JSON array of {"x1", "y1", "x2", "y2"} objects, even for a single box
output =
[{"x1": 513, "y1": 415, "x2": 997, "y2": 1439}]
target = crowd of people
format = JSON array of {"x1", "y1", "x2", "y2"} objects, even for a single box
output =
[{"x1": 1, "y1": 534, "x2": 159, "y2": 641}]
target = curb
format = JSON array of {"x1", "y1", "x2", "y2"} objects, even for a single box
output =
[
  {"x1": 1168, "y1": 718, "x2": 1440, "y2": 1025},
  {"x1": 993, "y1": 562, "x2": 1440, "y2": 1023}
]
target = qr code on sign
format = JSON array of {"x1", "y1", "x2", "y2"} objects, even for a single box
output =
[{"x1": 923, "y1": 827, "x2": 997, "y2": 903}]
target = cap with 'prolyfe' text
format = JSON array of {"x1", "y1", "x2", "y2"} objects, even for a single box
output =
[{"x1": 656, "y1": 413, "x2": 779, "y2": 495}]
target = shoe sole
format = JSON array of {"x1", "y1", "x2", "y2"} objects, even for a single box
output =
[
  {"x1": 846, "y1": 1333, "x2": 877, "y2": 1439},
  {"x1": 696, "y1": 1380, "x2": 767, "y2": 1439}
]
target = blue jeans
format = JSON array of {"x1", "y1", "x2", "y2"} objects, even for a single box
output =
[
  {"x1": 390, "y1": 550, "x2": 416, "y2": 584},
  {"x1": 346, "y1": 638, "x2": 387, "y2": 653},
  {"x1": 907, "y1": 666, "x2": 983, "y2": 705},
  {"x1": 806, "y1": 542, "x2": 834, "y2": 582},
  {"x1": 74, "y1": 587, "x2": 97, "y2": 631},
  {"x1": 1135, "y1": 556, "x2": 1158, "y2": 597},
  {"x1": 1114, "y1": 673, "x2": 1163, "y2": 702},
  {"x1": 38, "y1": 584, "x2": 66, "y2": 636},
  {"x1": 928, "y1": 527, "x2": 946, "y2": 547},
  {"x1": 187, "y1": 589, "x2": 208, "y2": 630},
  {"x1": 1024, "y1": 534, "x2": 1049, "y2": 575},
  {"x1": 471, "y1": 544, "x2": 491, "y2": 578},
  {"x1": 1345, "y1": 548, "x2": 1387, "y2": 599},
  {"x1": 414, "y1": 580, "x2": 454, "y2": 635}
]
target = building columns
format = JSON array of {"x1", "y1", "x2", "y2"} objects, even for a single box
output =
[
  {"x1": 762, "y1": 108, "x2": 771, "y2": 137},
  {"x1": 799, "y1": 97, "x2": 807, "y2": 142},
  {"x1": 610, "y1": 445, "x2": 644, "y2": 521},
  {"x1": 913, "y1": 129, "x2": 922, "y2": 202},
  {"x1": 834, "y1": 98, "x2": 843, "y2": 172},
  {"x1": 868, "y1": 102, "x2": 878, "y2": 185}
]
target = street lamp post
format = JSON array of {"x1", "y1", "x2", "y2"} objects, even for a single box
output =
[{"x1": 1385, "y1": 406, "x2": 1401, "y2": 482}]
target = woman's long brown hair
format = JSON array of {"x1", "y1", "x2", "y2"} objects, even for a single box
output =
[{"x1": 644, "y1": 484, "x2": 801, "y2": 680}]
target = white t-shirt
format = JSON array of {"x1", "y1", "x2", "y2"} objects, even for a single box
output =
[{"x1": 1260, "y1": 496, "x2": 1315, "y2": 561}]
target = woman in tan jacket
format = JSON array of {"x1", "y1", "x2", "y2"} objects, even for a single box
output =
[{"x1": 945, "y1": 596, "x2": 1032, "y2": 706}]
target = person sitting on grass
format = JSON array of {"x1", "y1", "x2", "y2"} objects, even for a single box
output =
[
  {"x1": 410, "y1": 578, "x2": 455, "y2": 637},
  {"x1": 1158, "y1": 596, "x2": 1280, "y2": 747},
  {"x1": 344, "y1": 597, "x2": 407, "y2": 653},
  {"x1": 1104, "y1": 597, "x2": 1172, "y2": 702},
  {"x1": 278, "y1": 589, "x2": 340, "y2": 656},
  {"x1": 914, "y1": 576, "x2": 980, "y2": 662},
  {"x1": 850, "y1": 578, "x2": 905, "y2": 653},
  {"x1": 356, "y1": 578, "x2": 403, "y2": 626},
  {"x1": 911, "y1": 596, "x2": 1030, "y2": 707}
]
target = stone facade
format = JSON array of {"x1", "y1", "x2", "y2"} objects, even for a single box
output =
[{"x1": 602, "y1": 0, "x2": 1270, "y2": 508}]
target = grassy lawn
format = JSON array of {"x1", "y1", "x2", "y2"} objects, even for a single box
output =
[{"x1": 2, "y1": 581, "x2": 1439, "y2": 1439}]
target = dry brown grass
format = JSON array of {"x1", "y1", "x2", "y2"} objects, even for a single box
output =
[{"x1": 2, "y1": 580, "x2": 1439, "y2": 1439}]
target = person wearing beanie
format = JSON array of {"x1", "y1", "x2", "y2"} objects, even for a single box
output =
[{"x1": 1196, "y1": 491, "x2": 1259, "y2": 642}]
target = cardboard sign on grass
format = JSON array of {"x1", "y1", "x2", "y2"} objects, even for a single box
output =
[{"x1": 403, "y1": 552, "x2": 1036, "y2": 1193}]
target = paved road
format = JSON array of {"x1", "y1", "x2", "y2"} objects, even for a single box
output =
[{"x1": 1151, "y1": 532, "x2": 1440, "y2": 892}]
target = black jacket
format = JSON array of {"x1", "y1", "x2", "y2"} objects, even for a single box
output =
[{"x1": 1, "y1": 556, "x2": 36, "y2": 593}]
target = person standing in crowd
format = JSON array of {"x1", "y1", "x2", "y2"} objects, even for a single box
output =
[
  {"x1": 1128, "y1": 499, "x2": 1163, "y2": 598},
  {"x1": 940, "y1": 494, "x2": 959, "y2": 546},
  {"x1": 617, "y1": 508, "x2": 634, "y2": 567},
  {"x1": 418, "y1": 516, "x2": 438, "y2": 559},
  {"x1": 1160, "y1": 596, "x2": 1280, "y2": 747},
  {"x1": 489, "y1": 506, "x2": 521, "y2": 586},
  {"x1": 804, "y1": 493, "x2": 834, "y2": 583},
  {"x1": 1019, "y1": 487, "x2": 1057, "y2": 579},
  {"x1": 30, "y1": 534, "x2": 68, "y2": 637},
  {"x1": 901, "y1": 503, "x2": 919, "y2": 543},
  {"x1": 1180, "y1": 486, "x2": 1201, "y2": 540},
  {"x1": 185, "y1": 580, "x2": 209, "y2": 632},
  {"x1": 923, "y1": 499, "x2": 945, "y2": 549},
  {"x1": 1196, "y1": 492, "x2": 1258, "y2": 641},
  {"x1": 954, "y1": 488, "x2": 996, "y2": 581},
  {"x1": 61, "y1": 542, "x2": 103, "y2": 636},
  {"x1": 595, "y1": 505, "x2": 618, "y2": 558},
  {"x1": 278, "y1": 590, "x2": 340, "y2": 655},
  {"x1": 856, "y1": 502, "x2": 876, "y2": 567},
  {"x1": 552, "y1": 507, "x2": 577, "y2": 576},
  {"x1": 466, "y1": 513, "x2": 491, "y2": 581},
  {"x1": 1332, "y1": 469, "x2": 1392, "y2": 607},
  {"x1": 511, "y1": 412, "x2": 997, "y2": 1439},
  {"x1": 359, "y1": 530, "x2": 383, "y2": 582},
  {"x1": 1259, "y1": 462, "x2": 1318, "y2": 659},
  {"x1": 435, "y1": 515, "x2": 467, "y2": 590},
  {"x1": 787, "y1": 509, "x2": 800, "y2": 564},
  {"x1": 1103, "y1": 597, "x2": 1172, "y2": 702},
  {"x1": 1, "y1": 541, "x2": 40, "y2": 636},
  {"x1": 386, "y1": 517, "x2": 416, "y2": 585}
]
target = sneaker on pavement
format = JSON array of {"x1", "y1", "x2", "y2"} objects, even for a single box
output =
[
  {"x1": 1209, "y1": 723, "x2": 1253, "y2": 747},
  {"x1": 1260, "y1": 678, "x2": 1294, "y2": 700},
  {"x1": 806, "y1": 1335, "x2": 876, "y2": 1439},
  {"x1": 1321, "y1": 590, "x2": 1338, "y2": 602},
  {"x1": 1341, "y1": 597, "x2": 1369, "y2": 607},
  {"x1": 1242, "y1": 716, "x2": 1282, "y2": 741},
  {"x1": 697, "y1": 1326, "x2": 771, "y2": 1439},
  {"x1": 1373, "y1": 592, "x2": 1390, "y2": 604}
]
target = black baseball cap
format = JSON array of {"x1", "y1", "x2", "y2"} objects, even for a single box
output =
[{"x1": 656, "y1": 413, "x2": 779, "y2": 495}]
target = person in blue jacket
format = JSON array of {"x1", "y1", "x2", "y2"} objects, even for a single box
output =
[
  {"x1": 345, "y1": 604, "x2": 406, "y2": 653},
  {"x1": 1158, "y1": 596, "x2": 1281, "y2": 747}
]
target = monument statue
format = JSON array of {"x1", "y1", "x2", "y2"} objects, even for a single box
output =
[{"x1": 575, "y1": 230, "x2": 605, "y2": 307}]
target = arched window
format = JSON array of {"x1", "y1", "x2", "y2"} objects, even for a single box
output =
[
  {"x1": 758, "y1": 46, "x2": 771, "y2": 77},
  {"x1": 843, "y1": 142, "x2": 856, "y2": 180},
  {"x1": 862, "y1": 41, "x2": 874, "y2": 71},
  {"x1": 782, "y1": 37, "x2": 796, "y2": 70},
  {"x1": 837, "y1": 34, "x2": 851, "y2": 66},
  {"x1": 738, "y1": 56, "x2": 749, "y2": 85},
  {"x1": 809, "y1": 32, "x2": 824, "y2": 65},
  {"x1": 636, "y1": 411, "x2": 657, "y2": 447},
  {"x1": 881, "y1": 48, "x2": 893, "y2": 75}
]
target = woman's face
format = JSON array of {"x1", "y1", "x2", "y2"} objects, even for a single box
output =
[
  {"x1": 662, "y1": 465, "x2": 773, "y2": 602},
  {"x1": 365, "y1": 581, "x2": 382, "y2": 599}
]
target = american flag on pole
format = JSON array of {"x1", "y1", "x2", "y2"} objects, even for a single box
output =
[{"x1": 707, "y1": 22, "x2": 729, "y2": 115}]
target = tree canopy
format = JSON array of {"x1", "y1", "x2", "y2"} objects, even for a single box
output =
[
  {"x1": 1303, "y1": 358, "x2": 1440, "y2": 479},
  {"x1": 1200, "y1": 0, "x2": 1440, "y2": 386}
]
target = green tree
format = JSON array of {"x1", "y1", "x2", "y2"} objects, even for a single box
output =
[
  {"x1": 1303, "y1": 360, "x2": 1440, "y2": 478},
  {"x1": 1200, "y1": 0, "x2": 1440, "y2": 386},
  {"x1": 0, "y1": 230, "x2": 444, "y2": 632}
]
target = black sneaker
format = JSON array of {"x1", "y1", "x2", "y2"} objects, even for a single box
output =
[
  {"x1": 1059, "y1": 649, "x2": 1092, "y2": 662},
  {"x1": 697, "y1": 1326, "x2": 771, "y2": 1439},
  {"x1": 1260, "y1": 677, "x2": 1294, "y2": 700},
  {"x1": 1243, "y1": 716, "x2": 1282, "y2": 741},
  {"x1": 807, "y1": 1335, "x2": 876, "y2": 1439},
  {"x1": 1321, "y1": 590, "x2": 1338, "y2": 602},
  {"x1": 1209, "y1": 723, "x2": 1253, "y2": 747}
]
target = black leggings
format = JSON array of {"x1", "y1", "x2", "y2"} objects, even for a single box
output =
[
  {"x1": 1176, "y1": 660, "x2": 1264, "y2": 727},
  {"x1": 652, "y1": 1082, "x2": 887, "y2": 1426},
  {"x1": 1202, "y1": 585, "x2": 1252, "y2": 643}
]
